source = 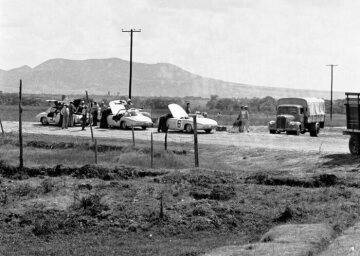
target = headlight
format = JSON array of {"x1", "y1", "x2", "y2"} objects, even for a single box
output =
[{"x1": 268, "y1": 121, "x2": 276, "y2": 127}]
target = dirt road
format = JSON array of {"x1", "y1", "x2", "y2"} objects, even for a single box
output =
[{"x1": 2, "y1": 121, "x2": 350, "y2": 154}]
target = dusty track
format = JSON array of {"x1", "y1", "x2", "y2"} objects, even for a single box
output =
[{"x1": 2, "y1": 121, "x2": 350, "y2": 154}]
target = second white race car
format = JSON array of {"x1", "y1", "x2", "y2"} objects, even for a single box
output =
[
  {"x1": 105, "y1": 100, "x2": 153, "y2": 129},
  {"x1": 158, "y1": 104, "x2": 218, "y2": 133}
]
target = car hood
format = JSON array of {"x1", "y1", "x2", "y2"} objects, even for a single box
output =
[
  {"x1": 196, "y1": 117, "x2": 218, "y2": 126},
  {"x1": 168, "y1": 104, "x2": 188, "y2": 119},
  {"x1": 277, "y1": 114, "x2": 295, "y2": 121},
  {"x1": 109, "y1": 100, "x2": 126, "y2": 115}
]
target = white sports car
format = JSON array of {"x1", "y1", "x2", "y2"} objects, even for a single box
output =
[
  {"x1": 35, "y1": 100, "x2": 88, "y2": 126},
  {"x1": 158, "y1": 104, "x2": 218, "y2": 133},
  {"x1": 106, "y1": 100, "x2": 153, "y2": 129}
]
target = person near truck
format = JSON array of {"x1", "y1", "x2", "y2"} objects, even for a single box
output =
[
  {"x1": 243, "y1": 106, "x2": 250, "y2": 133},
  {"x1": 235, "y1": 106, "x2": 244, "y2": 132}
]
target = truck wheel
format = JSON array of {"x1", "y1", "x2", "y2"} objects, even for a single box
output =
[
  {"x1": 269, "y1": 130, "x2": 276, "y2": 134},
  {"x1": 310, "y1": 123, "x2": 319, "y2": 137},
  {"x1": 349, "y1": 135, "x2": 360, "y2": 155}
]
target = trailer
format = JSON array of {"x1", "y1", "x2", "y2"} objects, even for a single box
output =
[{"x1": 343, "y1": 92, "x2": 360, "y2": 155}]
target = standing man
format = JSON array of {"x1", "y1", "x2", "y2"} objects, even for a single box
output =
[
  {"x1": 236, "y1": 106, "x2": 244, "y2": 132},
  {"x1": 92, "y1": 102, "x2": 99, "y2": 126},
  {"x1": 81, "y1": 105, "x2": 87, "y2": 131},
  {"x1": 61, "y1": 104, "x2": 69, "y2": 129},
  {"x1": 68, "y1": 101, "x2": 76, "y2": 127},
  {"x1": 244, "y1": 106, "x2": 250, "y2": 132},
  {"x1": 185, "y1": 102, "x2": 191, "y2": 114}
]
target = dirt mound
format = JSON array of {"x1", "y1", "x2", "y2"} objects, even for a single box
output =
[
  {"x1": 246, "y1": 173, "x2": 339, "y2": 188},
  {"x1": 0, "y1": 161, "x2": 167, "y2": 181}
]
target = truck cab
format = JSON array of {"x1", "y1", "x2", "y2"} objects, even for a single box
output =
[{"x1": 269, "y1": 104, "x2": 305, "y2": 135}]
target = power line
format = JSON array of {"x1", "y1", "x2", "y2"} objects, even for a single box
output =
[
  {"x1": 326, "y1": 64, "x2": 338, "y2": 121},
  {"x1": 122, "y1": 29, "x2": 141, "y2": 99}
]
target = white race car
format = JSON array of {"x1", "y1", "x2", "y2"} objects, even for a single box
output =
[
  {"x1": 158, "y1": 104, "x2": 218, "y2": 133},
  {"x1": 106, "y1": 100, "x2": 153, "y2": 129},
  {"x1": 35, "y1": 99, "x2": 88, "y2": 126}
]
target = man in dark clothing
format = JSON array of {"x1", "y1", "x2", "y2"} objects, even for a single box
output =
[
  {"x1": 81, "y1": 105, "x2": 87, "y2": 131},
  {"x1": 92, "y1": 102, "x2": 99, "y2": 126},
  {"x1": 68, "y1": 101, "x2": 76, "y2": 127},
  {"x1": 185, "y1": 102, "x2": 191, "y2": 114}
]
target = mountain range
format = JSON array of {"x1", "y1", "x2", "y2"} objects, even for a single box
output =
[{"x1": 0, "y1": 58, "x2": 345, "y2": 99}]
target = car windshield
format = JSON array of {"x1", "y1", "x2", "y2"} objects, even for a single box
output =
[{"x1": 277, "y1": 106, "x2": 298, "y2": 115}]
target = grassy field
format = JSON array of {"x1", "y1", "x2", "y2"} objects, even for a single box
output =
[
  {"x1": 0, "y1": 133, "x2": 360, "y2": 255},
  {"x1": 0, "y1": 105, "x2": 346, "y2": 127}
]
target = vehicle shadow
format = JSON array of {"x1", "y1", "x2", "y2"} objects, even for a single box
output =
[{"x1": 321, "y1": 153, "x2": 360, "y2": 167}]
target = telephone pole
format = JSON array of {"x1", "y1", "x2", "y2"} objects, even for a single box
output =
[
  {"x1": 326, "y1": 64, "x2": 338, "y2": 121},
  {"x1": 122, "y1": 29, "x2": 141, "y2": 99}
]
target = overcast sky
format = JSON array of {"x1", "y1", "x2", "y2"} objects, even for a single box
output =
[{"x1": 0, "y1": 0, "x2": 359, "y2": 92}]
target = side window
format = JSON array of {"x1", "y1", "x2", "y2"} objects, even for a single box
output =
[{"x1": 300, "y1": 108, "x2": 304, "y2": 114}]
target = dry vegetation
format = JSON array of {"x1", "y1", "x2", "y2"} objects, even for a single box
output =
[{"x1": 0, "y1": 132, "x2": 359, "y2": 255}]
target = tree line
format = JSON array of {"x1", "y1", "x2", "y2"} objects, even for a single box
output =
[{"x1": 0, "y1": 92, "x2": 346, "y2": 114}]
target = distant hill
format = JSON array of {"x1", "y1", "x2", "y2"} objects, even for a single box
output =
[{"x1": 0, "y1": 58, "x2": 345, "y2": 99}]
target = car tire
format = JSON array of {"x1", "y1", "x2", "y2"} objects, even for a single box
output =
[
  {"x1": 269, "y1": 130, "x2": 276, "y2": 134},
  {"x1": 141, "y1": 126, "x2": 147, "y2": 130},
  {"x1": 204, "y1": 129, "x2": 212, "y2": 133},
  {"x1": 41, "y1": 117, "x2": 48, "y2": 125},
  {"x1": 120, "y1": 121, "x2": 127, "y2": 130},
  {"x1": 185, "y1": 124, "x2": 193, "y2": 133},
  {"x1": 349, "y1": 135, "x2": 360, "y2": 155}
]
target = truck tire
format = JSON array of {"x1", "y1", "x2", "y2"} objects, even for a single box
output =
[
  {"x1": 269, "y1": 130, "x2": 276, "y2": 134},
  {"x1": 310, "y1": 123, "x2": 319, "y2": 137},
  {"x1": 349, "y1": 135, "x2": 360, "y2": 155}
]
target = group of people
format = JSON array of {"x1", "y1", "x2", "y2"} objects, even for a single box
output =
[
  {"x1": 235, "y1": 105, "x2": 250, "y2": 133},
  {"x1": 57, "y1": 100, "x2": 104, "y2": 130}
]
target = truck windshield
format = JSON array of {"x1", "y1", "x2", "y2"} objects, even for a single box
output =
[{"x1": 277, "y1": 106, "x2": 298, "y2": 115}]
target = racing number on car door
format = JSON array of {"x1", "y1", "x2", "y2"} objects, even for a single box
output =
[{"x1": 177, "y1": 120, "x2": 181, "y2": 128}]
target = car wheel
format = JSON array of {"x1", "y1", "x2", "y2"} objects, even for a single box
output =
[
  {"x1": 269, "y1": 130, "x2": 276, "y2": 134},
  {"x1": 349, "y1": 135, "x2": 360, "y2": 155},
  {"x1": 120, "y1": 121, "x2": 127, "y2": 130},
  {"x1": 141, "y1": 126, "x2": 147, "y2": 130},
  {"x1": 185, "y1": 124, "x2": 193, "y2": 133},
  {"x1": 41, "y1": 117, "x2": 48, "y2": 125},
  {"x1": 204, "y1": 129, "x2": 212, "y2": 133}
]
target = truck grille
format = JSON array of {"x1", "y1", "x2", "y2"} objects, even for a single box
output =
[{"x1": 276, "y1": 116, "x2": 286, "y2": 129}]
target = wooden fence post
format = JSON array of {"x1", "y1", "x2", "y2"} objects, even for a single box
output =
[
  {"x1": 85, "y1": 90, "x2": 94, "y2": 142},
  {"x1": 151, "y1": 132, "x2": 154, "y2": 168},
  {"x1": 132, "y1": 125, "x2": 135, "y2": 147},
  {"x1": 0, "y1": 119, "x2": 4, "y2": 136},
  {"x1": 94, "y1": 139, "x2": 98, "y2": 164},
  {"x1": 193, "y1": 115, "x2": 199, "y2": 167},
  {"x1": 19, "y1": 80, "x2": 23, "y2": 169}
]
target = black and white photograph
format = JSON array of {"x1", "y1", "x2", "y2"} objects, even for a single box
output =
[{"x1": 0, "y1": 0, "x2": 360, "y2": 255}]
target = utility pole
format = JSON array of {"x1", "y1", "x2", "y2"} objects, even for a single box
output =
[
  {"x1": 326, "y1": 64, "x2": 338, "y2": 121},
  {"x1": 122, "y1": 29, "x2": 141, "y2": 99}
]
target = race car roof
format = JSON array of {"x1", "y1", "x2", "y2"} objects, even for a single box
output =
[
  {"x1": 109, "y1": 100, "x2": 126, "y2": 115},
  {"x1": 168, "y1": 104, "x2": 188, "y2": 118}
]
